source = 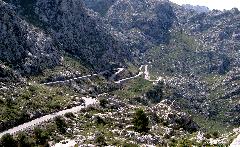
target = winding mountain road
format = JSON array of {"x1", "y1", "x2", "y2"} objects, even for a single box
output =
[
  {"x1": 114, "y1": 71, "x2": 144, "y2": 84},
  {"x1": 114, "y1": 65, "x2": 144, "y2": 84},
  {"x1": 40, "y1": 65, "x2": 240, "y2": 146},
  {"x1": 109, "y1": 68, "x2": 124, "y2": 81},
  {"x1": 114, "y1": 64, "x2": 164, "y2": 84},
  {"x1": 0, "y1": 97, "x2": 97, "y2": 138},
  {"x1": 144, "y1": 65, "x2": 150, "y2": 80},
  {"x1": 0, "y1": 67, "x2": 130, "y2": 137},
  {"x1": 42, "y1": 65, "x2": 161, "y2": 85},
  {"x1": 0, "y1": 64, "x2": 163, "y2": 138},
  {"x1": 41, "y1": 70, "x2": 109, "y2": 86},
  {"x1": 143, "y1": 64, "x2": 164, "y2": 83},
  {"x1": 42, "y1": 74, "x2": 97, "y2": 85}
]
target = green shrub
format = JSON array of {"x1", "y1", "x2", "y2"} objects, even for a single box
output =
[
  {"x1": 18, "y1": 111, "x2": 31, "y2": 124},
  {"x1": 17, "y1": 132, "x2": 34, "y2": 147},
  {"x1": 204, "y1": 131, "x2": 219, "y2": 139},
  {"x1": 94, "y1": 134, "x2": 107, "y2": 146},
  {"x1": 55, "y1": 116, "x2": 68, "y2": 134},
  {"x1": 95, "y1": 116, "x2": 106, "y2": 125},
  {"x1": 48, "y1": 101, "x2": 61, "y2": 110},
  {"x1": 29, "y1": 85, "x2": 38, "y2": 93},
  {"x1": 34, "y1": 127, "x2": 49, "y2": 146},
  {"x1": 21, "y1": 91, "x2": 31, "y2": 100},
  {"x1": 146, "y1": 82, "x2": 164, "y2": 103},
  {"x1": 151, "y1": 112, "x2": 160, "y2": 124},
  {"x1": 212, "y1": 131, "x2": 219, "y2": 139},
  {"x1": 64, "y1": 112, "x2": 75, "y2": 118},
  {"x1": 123, "y1": 142, "x2": 138, "y2": 147},
  {"x1": 99, "y1": 98, "x2": 108, "y2": 108},
  {"x1": 178, "y1": 139, "x2": 193, "y2": 147},
  {"x1": 204, "y1": 133, "x2": 212, "y2": 139},
  {"x1": 5, "y1": 97, "x2": 15, "y2": 107},
  {"x1": 0, "y1": 133, "x2": 17, "y2": 147},
  {"x1": 132, "y1": 109, "x2": 149, "y2": 133}
]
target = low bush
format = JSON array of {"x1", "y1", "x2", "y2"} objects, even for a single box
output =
[{"x1": 132, "y1": 109, "x2": 149, "y2": 133}]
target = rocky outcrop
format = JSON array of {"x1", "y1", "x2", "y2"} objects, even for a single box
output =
[
  {"x1": 182, "y1": 4, "x2": 210, "y2": 13},
  {"x1": 0, "y1": 0, "x2": 61, "y2": 74},
  {"x1": 152, "y1": 99, "x2": 199, "y2": 132},
  {"x1": 106, "y1": 0, "x2": 176, "y2": 52}
]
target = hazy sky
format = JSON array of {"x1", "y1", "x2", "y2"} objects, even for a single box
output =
[{"x1": 170, "y1": 0, "x2": 240, "y2": 10}]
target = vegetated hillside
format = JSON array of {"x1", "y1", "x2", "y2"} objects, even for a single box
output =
[
  {"x1": 35, "y1": 0, "x2": 131, "y2": 70},
  {"x1": 0, "y1": 0, "x2": 129, "y2": 137},
  {"x1": 146, "y1": 31, "x2": 210, "y2": 76}
]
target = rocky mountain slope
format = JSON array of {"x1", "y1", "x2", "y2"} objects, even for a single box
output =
[
  {"x1": 106, "y1": 0, "x2": 176, "y2": 53},
  {"x1": 3, "y1": 0, "x2": 131, "y2": 72},
  {"x1": 172, "y1": 5, "x2": 240, "y2": 125},
  {"x1": 0, "y1": 1, "x2": 61, "y2": 75},
  {"x1": 175, "y1": 6, "x2": 240, "y2": 74},
  {"x1": 35, "y1": 0, "x2": 131, "y2": 70},
  {"x1": 84, "y1": 0, "x2": 240, "y2": 134}
]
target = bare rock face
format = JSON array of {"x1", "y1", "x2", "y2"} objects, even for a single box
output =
[{"x1": 0, "y1": 1, "x2": 61, "y2": 74}]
